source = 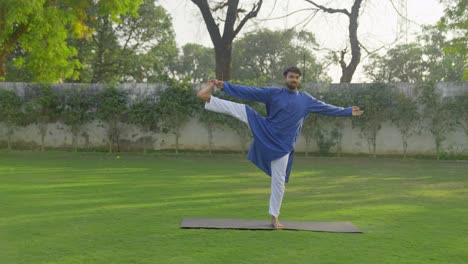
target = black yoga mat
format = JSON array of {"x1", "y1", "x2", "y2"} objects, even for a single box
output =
[{"x1": 180, "y1": 218, "x2": 362, "y2": 233}]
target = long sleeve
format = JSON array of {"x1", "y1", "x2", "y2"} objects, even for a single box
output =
[
  {"x1": 306, "y1": 94, "x2": 352, "y2": 117},
  {"x1": 222, "y1": 82, "x2": 271, "y2": 104}
]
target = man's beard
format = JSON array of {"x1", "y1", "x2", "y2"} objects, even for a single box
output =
[{"x1": 286, "y1": 82, "x2": 298, "y2": 90}]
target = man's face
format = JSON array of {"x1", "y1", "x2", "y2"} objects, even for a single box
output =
[{"x1": 285, "y1": 72, "x2": 301, "y2": 91}]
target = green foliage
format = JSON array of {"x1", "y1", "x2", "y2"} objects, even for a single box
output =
[
  {"x1": 454, "y1": 90, "x2": 468, "y2": 136},
  {"x1": 364, "y1": 43, "x2": 426, "y2": 83},
  {"x1": 158, "y1": 78, "x2": 199, "y2": 154},
  {"x1": 419, "y1": 26, "x2": 466, "y2": 82},
  {"x1": 352, "y1": 84, "x2": 398, "y2": 157},
  {"x1": 364, "y1": 26, "x2": 465, "y2": 83},
  {"x1": 116, "y1": 0, "x2": 177, "y2": 83},
  {"x1": 61, "y1": 87, "x2": 97, "y2": 152},
  {"x1": 128, "y1": 91, "x2": 161, "y2": 153},
  {"x1": 302, "y1": 86, "x2": 354, "y2": 156},
  {"x1": 416, "y1": 82, "x2": 459, "y2": 159},
  {"x1": 69, "y1": 0, "x2": 176, "y2": 83},
  {"x1": 301, "y1": 113, "x2": 318, "y2": 156},
  {"x1": 24, "y1": 85, "x2": 62, "y2": 151},
  {"x1": 232, "y1": 29, "x2": 329, "y2": 84},
  {"x1": 0, "y1": 0, "x2": 143, "y2": 82},
  {"x1": 389, "y1": 90, "x2": 421, "y2": 158},
  {"x1": 0, "y1": 89, "x2": 24, "y2": 150},
  {"x1": 96, "y1": 86, "x2": 129, "y2": 153},
  {"x1": 437, "y1": 0, "x2": 467, "y2": 80},
  {"x1": 172, "y1": 43, "x2": 215, "y2": 83}
]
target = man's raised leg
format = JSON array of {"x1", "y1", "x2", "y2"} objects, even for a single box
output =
[{"x1": 198, "y1": 82, "x2": 249, "y2": 124}]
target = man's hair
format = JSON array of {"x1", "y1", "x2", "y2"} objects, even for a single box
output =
[{"x1": 283, "y1": 66, "x2": 302, "y2": 77}]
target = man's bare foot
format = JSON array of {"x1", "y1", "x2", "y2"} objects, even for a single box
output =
[
  {"x1": 271, "y1": 216, "x2": 284, "y2": 229},
  {"x1": 197, "y1": 82, "x2": 215, "y2": 102}
]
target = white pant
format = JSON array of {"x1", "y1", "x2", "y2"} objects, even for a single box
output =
[{"x1": 205, "y1": 96, "x2": 289, "y2": 218}]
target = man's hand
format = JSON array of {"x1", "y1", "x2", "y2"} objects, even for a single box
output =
[
  {"x1": 209, "y1": 79, "x2": 224, "y2": 89},
  {"x1": 352, "y1": 106, "x2": 364, "y2": 116}
]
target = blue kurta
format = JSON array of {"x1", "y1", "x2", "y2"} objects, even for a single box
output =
[{"x1": 223, "y1": 82, "x2": 352, "y2": 183}]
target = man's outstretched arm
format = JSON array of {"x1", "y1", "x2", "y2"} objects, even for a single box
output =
[{"x1": 306, "y1": 94, "x2": 363, "y2": 117}]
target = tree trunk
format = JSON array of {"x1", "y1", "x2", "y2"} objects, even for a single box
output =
[
  {"x1": 0, "y1": 23, "x2": 29, "y2": 80},
  {"x1": 435, "y1": 136, "x2": 441, "y2": 160},
  {"x1": 335, "y1": 121, "x2": 344, "y2": 157},
  {"x1": 305, "y1": 137, "x2": 311, "y2": 157},
  {"x1": 108, "y1": 138, "x2": 113, "y2": 153},
  {"x1": 371, "y1": 131, "x2": 377, "y2": 158},
  {"x1": 214, "y1": 43, "x2": 232, "y2": 80},
  {"x1": 39, "y1": 123, "x2": 47, "y2": 152},
  {"x1": 72, "y1": 126, "x2": 79, "y2": 152},
  {"x1": 190, "y1": 0, "x2": 262, "y2": 81},
  {"x1": 339, "y1": 0, "x2": 362, "y2": 83},
  {"x1": 304, "y1": 0, "x2": 362, "y2": 83},
  {"x1": 108, "y1": 122, "x2": 115, "y2": 153},
  {"x1": 208, "y1": 128, "x2": 213, "y2": 156},
  {"x1": 372, "y1": 137, "x2": 377, "y2": 158},
  {"x1": 73, "y1": 132, "x2": 78, "y2": 152},
  {"x1": 402, "y1": 137, "x2": 408, "y2": 159},
  {"x1": 7, "y1": 127, "x2": 12, "y2": 151},
  {"x1": 175, "y1": 133, "x2": 179, "y2": 155}
]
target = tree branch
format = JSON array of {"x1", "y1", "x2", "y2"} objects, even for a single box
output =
[
  {"x1": 232, "y1": 0, "x2": 263, "y2": 38},
  {"x1": 190, "y1": 0, "x2": 222, "y2": 43},
  {"x1": 223, "y1": 0, "x2": 239, "y2": 39},
  {"x1": 0, "y1": 7, "x2": 5, "y2": 35},
  {"x1": 303, "y1": 0, "x2": 350, "y2": 16},
  {"x1": 388, "y1": 0, "x2": 421, "y2": 27},
  {"x1": 0, "y1": 23, "x2": 29, "y2": 60},
  {"x1": 258, "y1": 8, "x2": 316, "y2": 22}
]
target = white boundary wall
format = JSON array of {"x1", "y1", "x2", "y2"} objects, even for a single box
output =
[{"x1": 0, "y1": 82, "x2": 467, "y2": 156}]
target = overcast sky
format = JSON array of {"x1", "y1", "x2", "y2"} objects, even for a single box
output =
[{"x1": 159, "y1": 0, "x2": 445, "y2": 82}]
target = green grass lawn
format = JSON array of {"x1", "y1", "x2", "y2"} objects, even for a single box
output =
[{"x1": 1, "y1": 151, "x2": 467, "y2": 264}]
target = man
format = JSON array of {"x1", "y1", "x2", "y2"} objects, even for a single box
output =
[{"x1": 197, "y1": 66, "x2": 363, "y2": 229}]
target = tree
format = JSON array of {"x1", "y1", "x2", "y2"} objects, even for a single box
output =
[
  {"x1": 304, "y1": 0, "x2": 363, "y2": 83},
  {"x1": 364, "y1": 27, "x2": 465, "y2": 83},
  {"x1": 390, "y1": 91, "x2": 421, "y2": 159},
  {"x1": 438, "y1": 0, "x2": 467, "y2": 79},
  {"x1": 115, "y1": 0, "x2": 177, "y2": 82},
  {"x1": 96, "y1": 86, "x2": 129, "y2": 153},
  {"x1": 61, "y1": 87, "x2": 96, "y2": 152},
  {"x1": 232, "y1": 29, "x2": 330, "y2": 84},
  {"x1": 71, "y1": 0, "x2": 176, "y2": 83},
  {"x1": 301, "y1": 113, "x2": 318, "y2": 156},
  {"x1": 419, "y1": 26, "x2": 466, "y2": 82},
  {"x1": 0, "y1": 0, "x2": 142, "y2": 82},
  {"x1": 89, "y1": 14, "x2": 121, "y2": 84},
  {"x1": 0, "y1": 89, "x2": 23, "y2": 150},
  {"x1": 364, "y1": 43, "x2": 426, "y2": 83},
  {"x1": 171, "y1": 43, "x2": 215, "y2": 83},
  {"x1": 24, "y1": 85, "x2": 62, "y2": 151},
  {"x1": 455, "y1": 90, "x2": 468, "y2": 136},
  {"x1": 416, "y1": 82, "x2": 458, "y2": 160},
  {"x1": 302, "y1": 86, "x2": 353, "y2": 157},
  {"x1": 352, "y1": 84, "x2": 397, "y2": 158},
  {"x1": 128, "y1": 91, "x2": 160, "y2": 153},
  {"x1": 190, "y1": 0, "x2": 263, "y2": 80},
  {"x1": 158, "y1": 79, "x2": 199, "y2": 154}
]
